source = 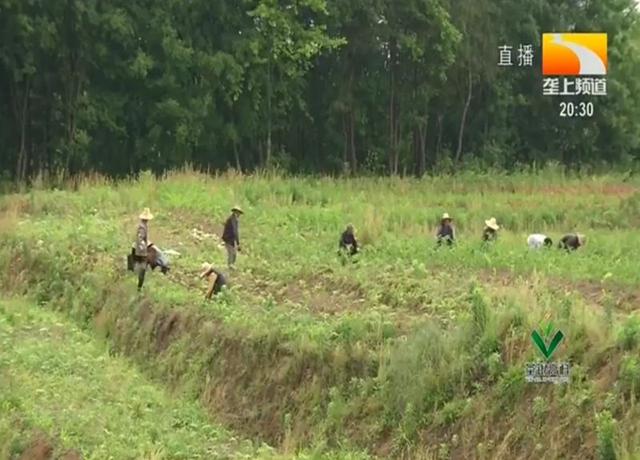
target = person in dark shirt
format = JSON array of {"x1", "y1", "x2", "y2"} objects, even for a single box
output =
[
  {"x1": 200, "y1": 263, "x2": 227, "y2": 299},
  {"x1": 482, "y1": 217, "x2": 500, "y2": 243},
  {"x1": 558, "y1": 233, "x2": 586, "y2": 251},
  {"x1": 147, "y1": 243, "x2": 170, "y2": 274},
  {"x1": 221, "y1": 206, "x2": 243, "y2": 269},
  {"x1": 435, "y1": 213, "x2": 456, "y2": 247},
  {"x1": 339, "y1": 224, "x2": 359, "y2": 256}
]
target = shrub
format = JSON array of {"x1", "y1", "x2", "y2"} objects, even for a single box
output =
[
  {"x1": 618, "y1": 315, "x2": 640, "y2": 351},
  {"x1": 596, "y1": 410, "x2": 618, "y2": 460},
  {"x1": 618, "y1": 355, "x2": 640, "y2": 399},
  {"x1": 496, "y1": 366, "x2": 525, "y2": 411}
]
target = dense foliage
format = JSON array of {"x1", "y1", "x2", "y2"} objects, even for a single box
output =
[{"x1": 1, "y1": 0, "x2": 639, "y2": 180}]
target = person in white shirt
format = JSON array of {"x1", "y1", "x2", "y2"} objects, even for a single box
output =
[{"x1": 527, "y1": 233, "x2": 553, "y2": 249}]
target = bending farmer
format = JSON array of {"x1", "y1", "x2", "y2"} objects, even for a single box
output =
[
  {"x1": 339, "y1": 224, "x2": 359, "y2": 256},
  {"x1": 147, "y1": 243, "x2": 170, "y2": 274},
  {"x1": 558, "y1": 233, "x2": 586, "y2": 252},
  {"x1": 200, "y1": 263, "x2": 227, "y2": 299},
  {"x1": 482, "y1": 217, "x2": 500, "y2": 243},
  {"x1": 527, "y1": 233, "x2": 553, "y2": 250}
]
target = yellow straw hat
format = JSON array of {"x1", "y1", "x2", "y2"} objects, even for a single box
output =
[
  {"x1": 139, "y1": 208, "x2": 154, "y2": 220},
  {"x1": 442, "y1": 213, "x2": 452, "y2": 221},
  {"x1": 485, "y1": 217, "x2": 499, "y2": 230},
  {"x1": 231, "y1": 206, "x2": 244, "y2": 214}
]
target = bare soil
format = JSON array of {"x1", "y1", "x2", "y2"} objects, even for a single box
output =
[
  {"x1": 155, "y1": 311, "x2": 182, "y2": 352},
  {"x1": 18, "y1": 436, "x2": 53, "y2": 460}
]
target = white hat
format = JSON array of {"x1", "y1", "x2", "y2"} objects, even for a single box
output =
[
  {"x1": 485, "y1": 217, "x2": 500, "y2": 230},
  {"x1": 139, "y1": 208, "x2": 154, "y2": 220},
  {"x1": 201, "y1": 262, "x2": 212, "y2": 271},
  {"x1": 442, "y1": 213, "x2": 452, "y2": 221},
  {"x1": 231, "y1": 206, "x2": 244, "y2": 214}
]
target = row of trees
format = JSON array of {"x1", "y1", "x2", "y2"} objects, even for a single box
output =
[{"x1": 1, "y1": 0, "x2": 639, "y2": 180}]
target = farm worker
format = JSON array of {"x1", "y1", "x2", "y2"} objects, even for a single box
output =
[
  {"x1": 222, "y1": 206, "x2": 243, "y2": 269},
  {"x1": 200, "y1": 263, "x2": 227, "y2": 299},
  {"x1": 435, "y1": 213, "x2": 456, "y2": 246},
  {"x1": 147, "y1": 243, "x2": 170, "y2": 274},
  {"x1": 482, "y1": 217, "x2": 500, "y2": 242},
  {"x1": 527, "y1": 233, "x2": 553, "y2": 249},
  {"x1": 558, "y1": 233, "x2": 586, "y2": 251},
  {"x1": 339, "y1": 224, "x2": 359, "y2": 256},
  {"x1": 133, "y1": 208, "x2": 154, "y2": 291}
]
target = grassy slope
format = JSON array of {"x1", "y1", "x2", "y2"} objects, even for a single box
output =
[
  {"x1": 0, "y1": 298, "x2": 280, "y2": 460},
  {"x1": 1, "y1": 170, "x2": 640, "y2": 459}
]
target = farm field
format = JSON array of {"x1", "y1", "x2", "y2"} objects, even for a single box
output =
[{"x1": 2, "y1": 170, "x2": 640, "y2": 459}]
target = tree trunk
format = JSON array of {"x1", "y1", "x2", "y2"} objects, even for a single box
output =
[
  {"x1": 15, "y1": 78, "x2": 31, "y2": 182},
  {"x1": 416, "y1": 118, "x2": 427, "y2": 176},
  {"x1": 393, "y1": 115, "x2": 401, "y2": 174},
  {"x1": 388, "y1": 38, "x2": 397, "y2": 175},
  {"x1": 63, "y1": 0, "x2": 83, "y2": 178},
  {"x1": 455, "y1": 68, "x2": 473, "y2": 164},
  {"x1": 257, "y1": 140, "x2": 264, "y2": 167},
  {"x1": 266, "y1": 57, "x2": 272, "y2": 167},
  {"x1": 233, "y1": 141, "x2": 242, "y2": 172},
  {"x1": 436, "y1": 113, "x2": 443, "y2": 159},
  {"x1": 349, "y1": 110, "x2": 357, "y2": 174},
  {"x1": 43, "y1": 99, "x2": 50, "y2": 178},
  {"x1": 342, "y1": 112, "x2": 348, "y2": 172},
  {"x1": 346, "y1": 67, "x2": 357, "y2": 175},
  {"x1": 411, "y1": 65, "x2": 422, "y2": 177}
]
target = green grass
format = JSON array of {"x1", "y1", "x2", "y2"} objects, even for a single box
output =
[
  {"x1": 0, "y1": 297, "x2": 370, "y2": 460},
  {"x1": 0, "y1": 298, "x2": 279, "y2": 460},
  {"x1": 2, "y1": 169, "x2": 640, "y2": 459}
]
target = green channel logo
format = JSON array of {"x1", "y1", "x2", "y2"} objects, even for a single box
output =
[{"x1": 531, "y1": 322, "x2": 564, "y2": 360}]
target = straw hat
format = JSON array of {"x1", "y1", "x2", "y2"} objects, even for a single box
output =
[
  {"x1": 139, "y1": 208, "x2": 154, "y2": 220},
  {"x1": 441, "y1": 213, "x2": 452, "y2": 221},
  {"x1": 485, "y1": 217, "x2": 500, "y2": 230},
  {"x1": 577, "y1": 233, "x2": 587, "y2": 245},
  {"x1": 201, "y1": 262, "x2": 212, "y2": 271},
  {"x1": 231, "y1": 206, "x2": 244, "y2": 214}
]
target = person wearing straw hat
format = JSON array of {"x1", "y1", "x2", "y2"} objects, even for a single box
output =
[
  {"x1": 222, "y1": 206, "x2": 244, "y2": 269},
  {"x1": 558, "y1": 233, "x2": 586, "y2": 252},
  {"x1": 200, "y1": 263, "x2": 227, "y2": 299},
  {"x1": 147, "y1": 242, "x2": 170, "y2": 274},
  {"x1": 435, "y1": 213, "x2": 456, "y2": 247},
  {"x1": 338, "y1": 224, "x2": 359, "y2": 256},
  {"x1": 133, "y1": 208, "x2": 154, "y2": 291},
  {"x1": 482, "y1": 217, "x2": 500, "y2": 242}
]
